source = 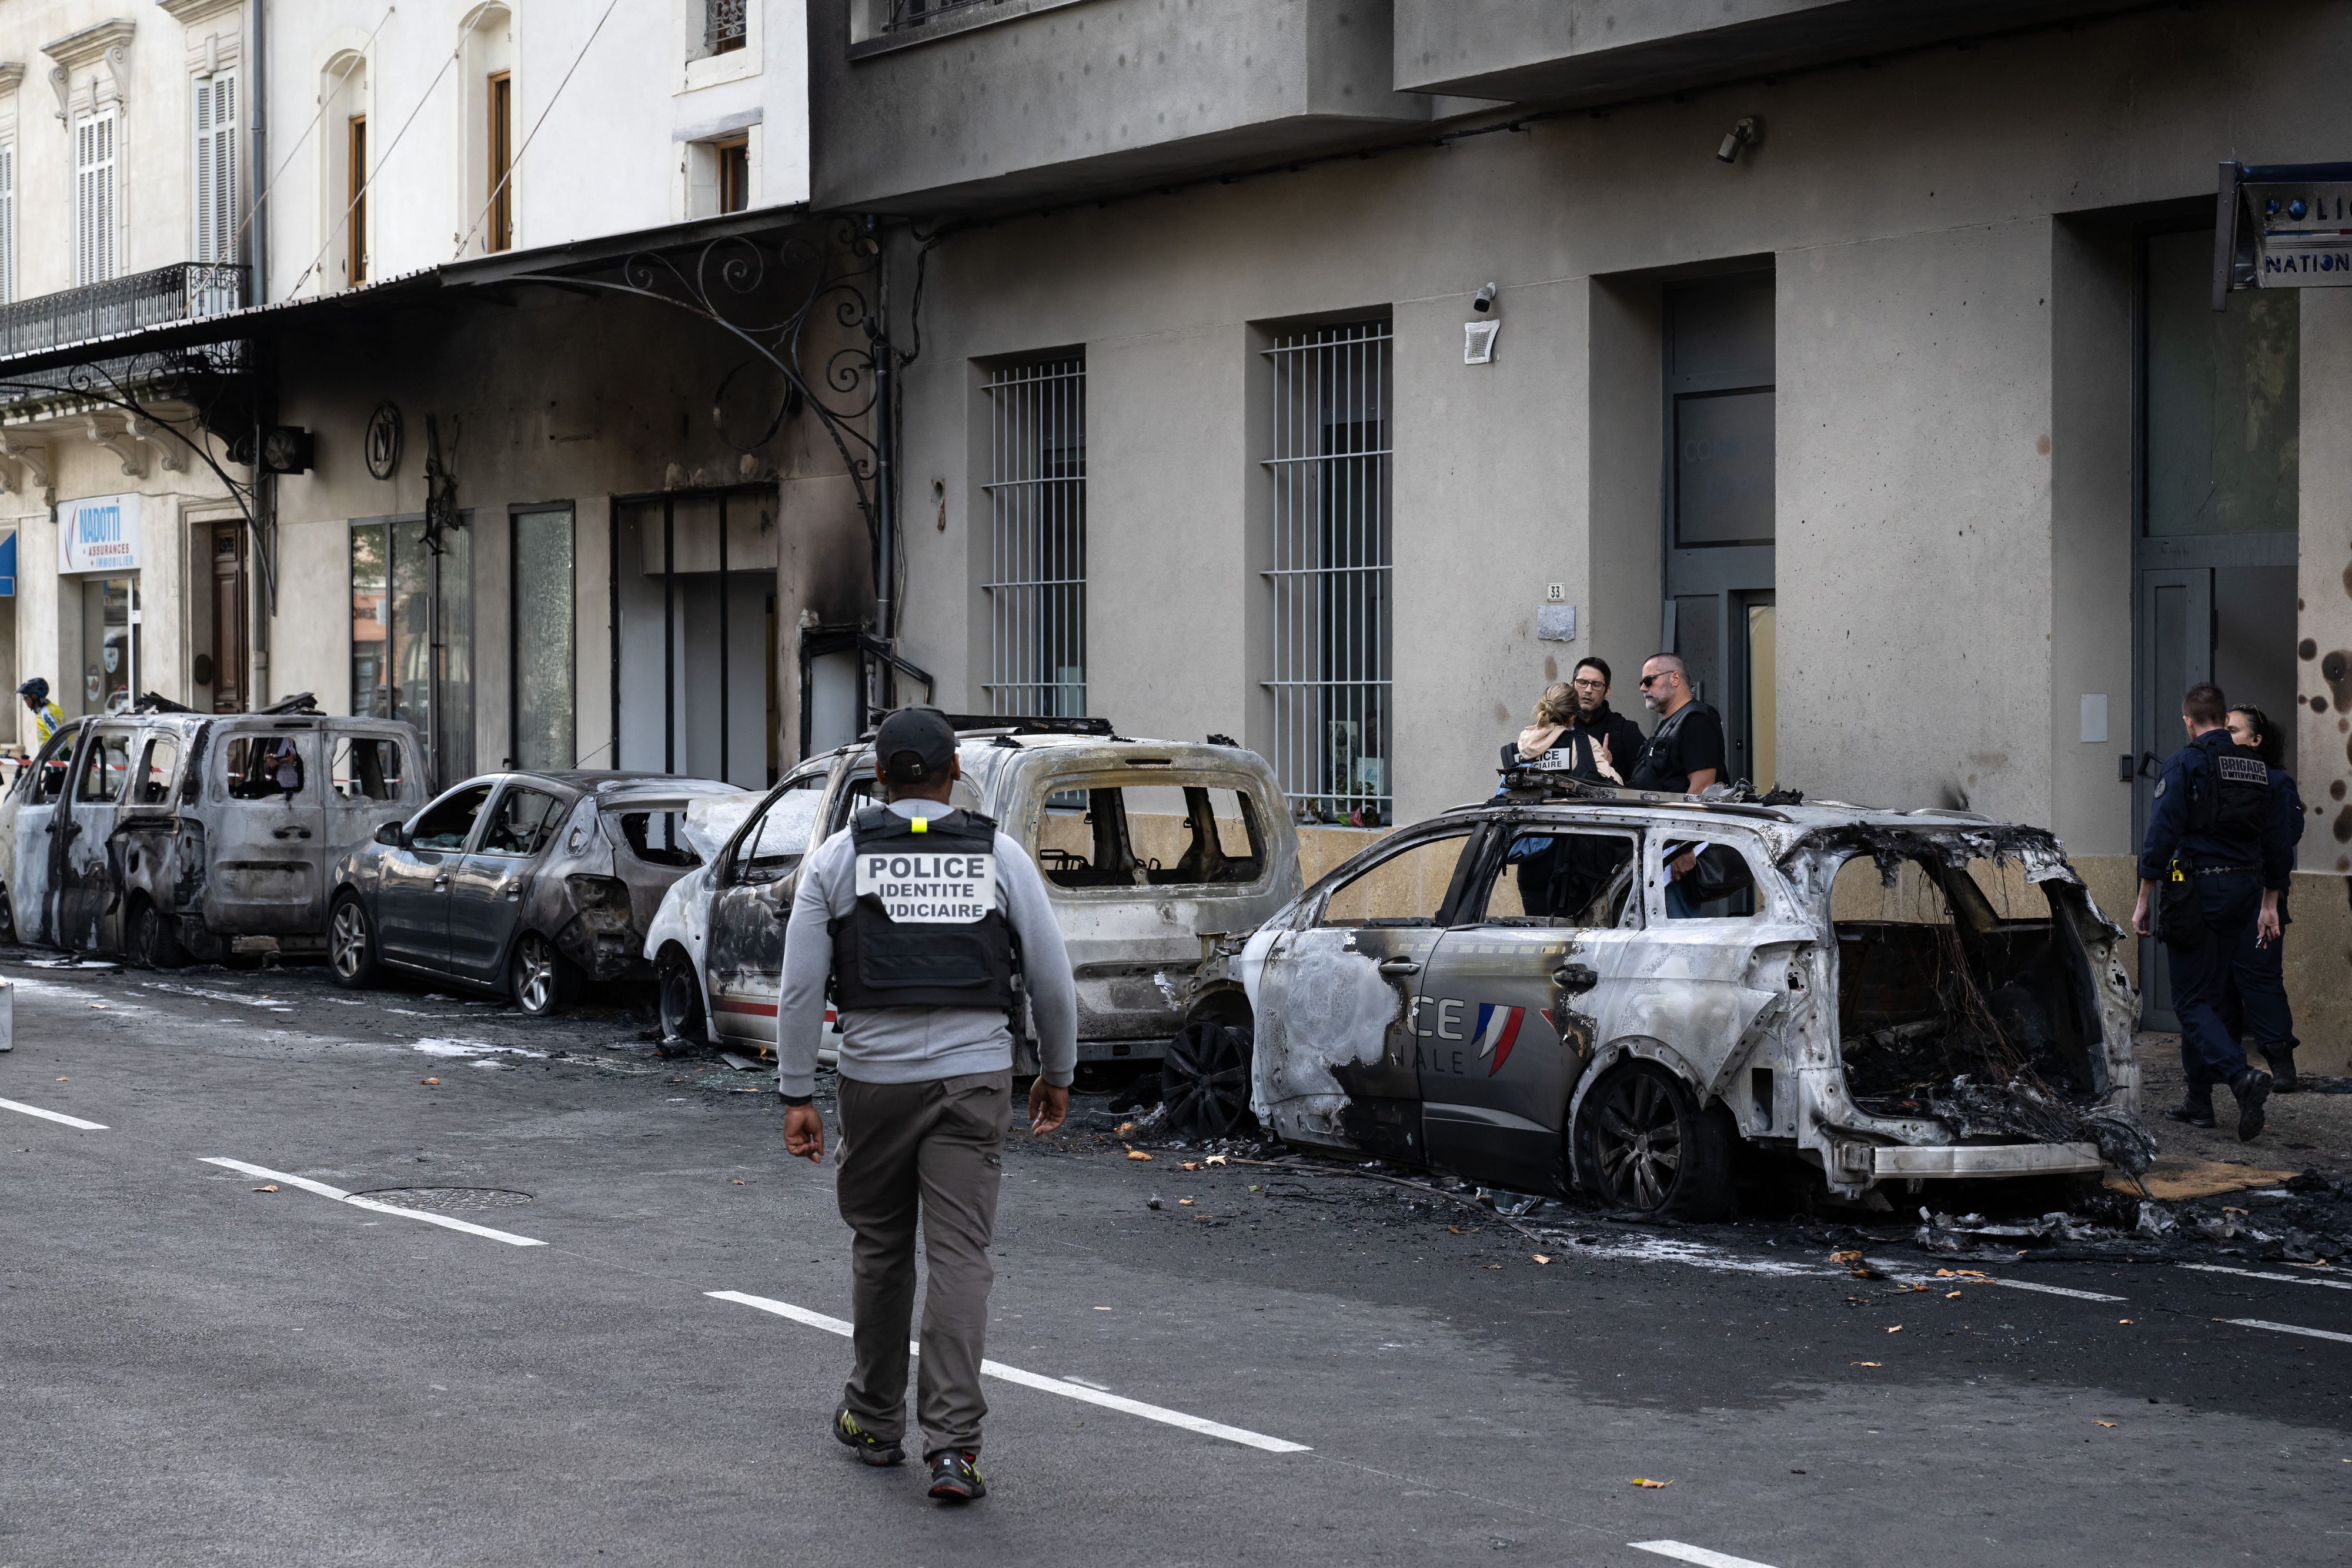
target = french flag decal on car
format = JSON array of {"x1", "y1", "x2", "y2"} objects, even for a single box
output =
[{"x1": 1472, "y1": 1004, "x2": 1525, "y2": 1075}]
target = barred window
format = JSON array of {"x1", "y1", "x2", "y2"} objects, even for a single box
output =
[
  {"x1": 1262, "y1": 320, "x2": 1392, "y2": 827},
  {"x1": 705, "y1": 0, "x2": 747, "y2": 54},
  {"x1": 981, "y1": 356, "x2": 1086, "y2": 717}
]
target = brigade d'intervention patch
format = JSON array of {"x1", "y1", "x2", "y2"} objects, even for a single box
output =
[{"x1": 2216, "y1": 755, "x2": 2267, "y2": 785}]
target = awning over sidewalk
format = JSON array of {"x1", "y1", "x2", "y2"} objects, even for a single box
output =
[{"x1": 0, "y1": 204, "x2": 814, "y2": 381}]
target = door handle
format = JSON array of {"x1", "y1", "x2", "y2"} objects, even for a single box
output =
[
  {"x1": 504, "y1": 888, "x2": 522, "y2": 901},
  {"x1": 1552, "y1": 962, "x2": 1599, "y2": 994},
  {"x1": 271, "y1": 826, "x2": 312, "y2": 840},
  {"x1": 433, "y1": 875, "x2": 451, "y2": 889},
  {"x1": 1377, "y1": 958, "x2": 1421, "y2": 977}
]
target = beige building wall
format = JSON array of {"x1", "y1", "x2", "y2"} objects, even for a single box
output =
[{"x1": 890, "y1": 1, "x2": 2352, "y2": 1068}]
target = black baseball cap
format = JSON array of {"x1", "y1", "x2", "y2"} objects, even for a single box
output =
[{"x1": 875, "y1": 706, "x2": 956, "y2": 783}]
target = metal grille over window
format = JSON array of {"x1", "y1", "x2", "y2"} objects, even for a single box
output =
[
  {"x1": 982, "y1": 356, "x2": 1086, "y2": 718},
  {"x1": 1262, "y1": 320, "x2": 1392, "y2": 828},
  {"x1": 705, "y1": 0, "x2": 748, "y2": 54}
]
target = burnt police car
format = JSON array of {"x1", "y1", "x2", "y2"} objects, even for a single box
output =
[{"x1": 1167, "y1": 773, "x2": 2149, "y2": 1218}]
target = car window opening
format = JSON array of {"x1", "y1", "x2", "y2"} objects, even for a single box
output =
[
  {"x1": 1037, "y1": 783, "x2": 1266, "y2": 890},
  {"x1": 619, "y1": 809, "x2": 698, "y2": 868},
  {"x1": 480, "y1": 788, "x2": 565, "y2": 857},
  {"x1": 410, "y1": 784, "x2": 493, "y2": 850},
  {"x1": 1832, "y1": 850, "x2": 2117, "y2": 1139},
  {"x1": 1319, "y1": 830, "x2": 1474, "y2": 928},
  {"x1": 1484, "y1": 830, "x2": 1639, "y2": 927},
  {"x1": 734, "y1": 782, "x2": 828, "y2": 882},
  {"x1": 225, "y1": 735, "x2": 306, "y2": 800},
  {"x1": 332, "y1": 737, "x2": 405, "y2": 800},
  {"x1": 1662, "y1": 838, "x2": 1758, "y2": 918}
]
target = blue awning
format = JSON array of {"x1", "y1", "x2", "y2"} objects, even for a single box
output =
[{"x1": 0, "y1": 530, "x2": 15, "y2": 596}]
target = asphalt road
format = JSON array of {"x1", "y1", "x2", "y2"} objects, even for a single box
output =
[{"x1": 2, "y1": 952, "x2": 2347, "y2": 1567}]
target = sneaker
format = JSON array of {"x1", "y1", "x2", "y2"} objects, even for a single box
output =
[
  {"x1": 833, "y1": 1405, "x2": 904, "y2": 1467},
  {"x1": 2228, "y1": 1069, "x2": 2272, "y2": 1142},
  {"x1": 2261, "y1": 1046, "x2": 2298, "y2": 1093},
  {"x1": 927, "y1": 1449, "x2": 986, "y2": 1503},
  {"x1": 2163, "y1": 1091, "x2": 2216, "y2": 1129}
]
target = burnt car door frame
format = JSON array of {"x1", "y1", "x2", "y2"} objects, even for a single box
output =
[
  {"x1": 57, "y1": 720, "x2": 139, "y2": 950},
  {"x1": 12, "y1": 718, "x2": 87, "y2": 943},
  {"x1": 202, "y1": 721, "x2": 332, "y2": 937},
  {"x1": 446, "y1": 777, "x2": 576, "y2": 985},
  {"x1": 1414, "y1": 813, "x2": 1645, "y2": 1196},
  {"x1": 376, "y1": 779, "x2": 497, "y2": 969},
  {"x1": 1280, "y1": 817, "x2": 1488, "y2": 1164},
  {"x1": 706, "y1": 761, "x2": 838, "y2": 1047}
]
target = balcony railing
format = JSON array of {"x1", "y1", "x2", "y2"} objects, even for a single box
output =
[
  {"x1": 706, "y1": 0, "x2": 747, "y2": 54},
  {"x1": 884, "y1": 0, "x2": 994, "y2": 32},
  {"x1": 0, "y1": 262, "x2": 249, "y2": 363}
]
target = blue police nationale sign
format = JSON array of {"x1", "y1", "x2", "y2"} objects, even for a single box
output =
[{"x1": 58, "y1": 492, "x2": 141, "y2": 574}]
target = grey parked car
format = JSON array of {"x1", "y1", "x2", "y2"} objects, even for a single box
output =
[
  {"x1": 644, "y1": 718, "x2": 1301, "y2": 1072},
  {"x1": 1173, "y1": 775, "x2": 2147, "y2": 1218},
  {"x1": 0, "y1": 698, "x2": 424, "y2": 965},
  {"x1": 328, "y1": 770, "x2": 744, "y2": 1014}
]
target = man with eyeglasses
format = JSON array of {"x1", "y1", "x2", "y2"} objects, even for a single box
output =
[{"x1": 1565, "y1": 658, "x2": 1646, "y2": 783}]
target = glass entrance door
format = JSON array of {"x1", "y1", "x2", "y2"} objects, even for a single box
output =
[
  {"x1": 1664, "y1": 274, "x2": 1777, "y2": 789},
  {"x1": 81, "y1": 577, "x2": 136, "y2": 712}
]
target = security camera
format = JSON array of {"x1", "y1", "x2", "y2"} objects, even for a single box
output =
[
  {"x1": 1716, "y1": 117, "x2": 1762, "y2": 164},
  {"x1": 1472, "y1": 282, "x2": 1498, "y2": 313}
]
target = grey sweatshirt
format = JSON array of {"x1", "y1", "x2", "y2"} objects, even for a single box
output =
[{"x1": 776, "y1": 798, "x2": 1078, "y2": 1096}]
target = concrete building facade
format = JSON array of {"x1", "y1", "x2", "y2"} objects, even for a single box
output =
[{"x1": 811, "y1": 0, "x2": 2352, "y2": 1065}]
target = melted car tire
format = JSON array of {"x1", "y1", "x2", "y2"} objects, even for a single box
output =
[
  {"x1": 128, "y1": 900, "x2": 186, "y2": 971},
  {"x1": 1572, "y1": 1059, "x2": 1736, "y2": 1222},
  {"x1": 656, "y1": 951, "x2": 705, "y2": 1057},
  {"x1": 329, "y1": 895, "x2": 380, "y2": 989},
  {"x1": 1162, "y1": 1020, "x2": 1255, "y2": 1140},
  {"x1": 510, "y1": 932, "x2": 579, "y2": 1018}
]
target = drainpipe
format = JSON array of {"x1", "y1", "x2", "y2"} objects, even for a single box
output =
[{"x1": 248, "y1": 0, "x2": 272, "y2": 709}]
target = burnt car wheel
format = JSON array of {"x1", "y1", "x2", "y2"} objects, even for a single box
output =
[
  {"x1": 510, "y1": 932, "x2": 579, "y2": 1017},
  {"x1": 1573, "y1": 1059, "x2": 1735, "y2": 1221},
  {"x1": 1162, "y1": 1019, "x2": 1255, "y2": 1140},
  {"x1": 128, "y1": 900, "x2": 185, "y2": 971},
  {"x1": 329, "y1": 897, "x2": 379, "y2": 989},
  {"x1": 656, "y1": 951, "x2": 706, "y2": 1056}
]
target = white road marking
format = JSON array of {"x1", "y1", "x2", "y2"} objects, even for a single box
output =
[
  {"x1": 1631, "y1": 1542, "x2": 1780, "y2": 1568},
  {"x1": 2224, "y1": 1318, "x2": 2352, "y2": 1346},
  {"x1": 707, "y1": 1289, "x2": 1311, "y2": 1453},
  {"x1": 1973, "y1": 1278, "x2": 2126, "y2": 1303},
  {"x1": 201, "y1": 1158, "x2": 545, "y2": 1247},
  {"x1": 0, "y1": 1096, "x2": 107, "y2": 1131},
  {"x1": 2182, "y1": 1263, "x2": 2352, "y2": 1293}
]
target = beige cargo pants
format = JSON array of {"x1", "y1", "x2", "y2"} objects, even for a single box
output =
[{"x1": 833, "y1": 1069, "x2": 1012, "y2": 1457}]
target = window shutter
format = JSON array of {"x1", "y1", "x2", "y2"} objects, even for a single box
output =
[
  {"x1": 194, "y1": 79, "x2": 215, "y2": 263},
  {"x1": 193, "y1": 72, "x2": 240, "y2": 266},
  {"x1": 98, "y1": 113, "x2": 115, "y2": 283}
]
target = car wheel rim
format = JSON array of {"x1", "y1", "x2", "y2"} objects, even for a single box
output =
[
  {"x1": 519, "y1": 940, "x2": 553, "y2": 1012},
  {"x1": 1166, "y1": 1023, "x2": 1251, "y2": 1138},
  {"x1": 331, "y1": 907, "x2": 366, "y2": 977},
  {"x1": 1595, "y1": 1072, "x2": 1683, "y2": 1211},
  {"x1": 660, "y1": 966, "x2": 695, "y2": 1034}
]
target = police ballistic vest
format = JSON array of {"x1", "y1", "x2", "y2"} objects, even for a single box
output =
[
  {"x1": 2184, "y1": 733, "x2": 2271, "y2": 857},
  {"x1": 830, "y1": 806, "x2": 1018, "y2": 1013}
]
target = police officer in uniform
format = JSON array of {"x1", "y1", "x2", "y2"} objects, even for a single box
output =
[
  {"x1": 776, "y1": 706, "x2": 1077, "y2": 1503},
  {"x1": 2131, "y1": 683, "x2": 2280, "y2": 1140}
]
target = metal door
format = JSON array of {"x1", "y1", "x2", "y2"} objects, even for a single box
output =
[
  {"x1": 706, "y1": 773, "x2": 831, "y2": 1044},
  {"x1": 1664, "y1": 275, "x2": 1777, "y2": 787},
  {"x1": 12, "y1": 720, "x2": 83, "y2": 944},
  {"x1": 377, "y1": 781, "x2": 492, "y2": 967},
  {"x1": 447, "y1": 783, "x2": 566, "y2": 982},
  {"x1": 56, "y1": 723, "x2": 136, "y2": 950},
  {"x1": 1415, "y1": 825, "x2": 1639, "y2": 1194},
  {"x1": 204, "y1": 726, "x2": 329, "y2": 935}
]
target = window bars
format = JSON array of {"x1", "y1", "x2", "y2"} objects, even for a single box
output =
[
  {"x1": 705, "y1": 0, "x2": 748, "y2": 54},
  {"x1": 982, "y1": 357, "x2": 1087, "y2": 718},
  {"x1": 1262, "y1": 320, "x2": 1393, "y2": 827}
]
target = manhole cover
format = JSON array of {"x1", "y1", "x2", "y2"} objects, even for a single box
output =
[{"x1": 354, "y1": 1186, "x2": 534, "y2": 1212}]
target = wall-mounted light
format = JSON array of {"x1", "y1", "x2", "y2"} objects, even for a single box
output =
[
  {"x1": 1716, "y1": 117, "x2": 1762, "y2": 164},
  {"x1": 1472, "y1": 282, "x2": 1498, "y2": 313}
]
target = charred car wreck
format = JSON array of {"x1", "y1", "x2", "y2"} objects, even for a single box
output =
[
  {"x1": 0, "y1": 697, "x2": 425, "y2": 965},
  {"x1": 1171, "y1": 777, "x2": 2149, "y2": 1216}
]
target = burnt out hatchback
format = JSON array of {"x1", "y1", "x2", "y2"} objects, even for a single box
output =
[
  {"x1": 1177, "y1": 779, "x2": 2147, "y2": 1218},
  {"x1": 328, "y1": 770, "x2": 744, "y2": 1014}
]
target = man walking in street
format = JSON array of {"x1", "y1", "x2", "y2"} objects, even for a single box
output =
[
  {"x1": 776, "y1": 706, "x2": 1077, "y2": 1503},
  {"x1": 2132, "y1": 683, "x2": 2278, "y2": 1141}
]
